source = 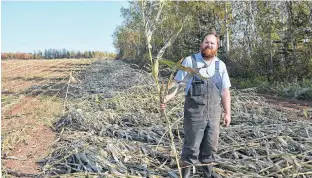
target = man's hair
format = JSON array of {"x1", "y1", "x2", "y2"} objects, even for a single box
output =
[{"x1": 201, "y1": 30, "x2": 220, "y2": 47}]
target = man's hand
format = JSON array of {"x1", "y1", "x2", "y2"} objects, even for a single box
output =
[
  {"x1": 159, "y1": 80, "x2": 179, "y2": 111},
  {"x1": 223, "y1": 113, "x2": 231, "y2": 127},
  {"x1": 221, "y1": 88, "x2": 231, "y2": 127}
]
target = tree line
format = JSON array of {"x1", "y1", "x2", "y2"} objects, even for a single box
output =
[
  {"x1": 113, "y1": 1, "x2": 312, "y2": 82},
  {"x1": 1, "y1": 48, "x2": 116, "y2": 60}
]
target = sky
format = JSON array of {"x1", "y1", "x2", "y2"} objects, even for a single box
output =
[{"x1": 1, "y1": 1, "x2": 129, "y2": 53}]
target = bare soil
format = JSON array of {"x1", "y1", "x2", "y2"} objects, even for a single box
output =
[
  {"x1": 260, "y1": 94, "x2": 312, "y2": 119},
  {"x1": 1, "y1": 59, "x2": 95, "y2": 175}
]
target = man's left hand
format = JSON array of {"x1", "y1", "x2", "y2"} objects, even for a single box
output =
[{"x1": 223, "y1": 114, "x2": 231, "y2": 127}]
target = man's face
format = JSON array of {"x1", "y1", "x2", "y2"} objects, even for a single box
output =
[{"x1": 200, "y1": 34, "x2": 218, "y2": 59}]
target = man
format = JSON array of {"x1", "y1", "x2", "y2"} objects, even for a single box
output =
[{"x1": 160, "y1": 31, "x2": 231, "y2": 178}]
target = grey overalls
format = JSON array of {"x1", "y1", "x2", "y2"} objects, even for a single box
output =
[{"x1": 181, "y1": 54, "x2": 222, "y2": 176}]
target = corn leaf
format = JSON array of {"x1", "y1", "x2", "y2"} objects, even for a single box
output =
[{"x1": 159, "y1": 59, "x2": 208, "y2": 80}]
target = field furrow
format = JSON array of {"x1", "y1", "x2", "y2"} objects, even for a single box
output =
[{"x1": 1, "y1": 58, "x2": 98, "y2": 175}]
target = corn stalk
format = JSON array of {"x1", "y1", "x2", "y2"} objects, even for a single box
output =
[
  {"x1": 159, "y1": 60, "x2": 182, "y2": 177},
  {"x1": 140, "y1": 1, "x2": 192, "y2": 177},
  {"x1": 141, "y1": 0, "x2": 165, "y2": 92}
]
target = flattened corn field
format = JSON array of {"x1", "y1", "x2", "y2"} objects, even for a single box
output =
[{"x1": 1, "y1": 59, "x2": 312, "y2": 178}]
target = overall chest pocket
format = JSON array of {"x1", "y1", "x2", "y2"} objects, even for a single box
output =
[{"x1": 192, "y1": 80, "x2": 205, "y2": 96}]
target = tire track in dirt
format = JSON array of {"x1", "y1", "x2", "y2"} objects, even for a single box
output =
[
  {"x1": 2, "y1": 60, "x2": 54, "y2": 77},
  {"x1": 1, "y1": 65, "x2": 67, "y2": 113},
  {"x1": 3, "y1": 73, "x2": 69, "y2": 116},
  {"x1": 260, "y1": 94, "x2": 312, "y2": 109},
  {"x1": 2, "y1": 65, "x2": 87, "y2": 94},
  {"x1": 2, "y1": 60, "x2": 70, "y2": 92},
  {"x1": 260, "y1": 94, "x2": 312, "y2": 119},
  {"x1": 1, "y1": 59, "x2": 97, "y2": 175},
  {"x1": 1, "y1": 60, "x2": 90, "y2": 112},
  {"x1": 1, "y1": 60, "x2": 40, "y2": 75}
]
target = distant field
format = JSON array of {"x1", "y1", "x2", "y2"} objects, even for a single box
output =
[
  {"x1": 1, "y1": 59, "x2": 94, "y2": 111},
  {"x1": 1, "y1": 58, "x2": 97, "y2": 174}
]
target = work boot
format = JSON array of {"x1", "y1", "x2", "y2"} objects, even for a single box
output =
[
  {"x1": 202, "y1": 166, "x2": 222, "y2": 178},
  {"x1": 181, "y1": 167, "x2": 191, "y2": 178}
]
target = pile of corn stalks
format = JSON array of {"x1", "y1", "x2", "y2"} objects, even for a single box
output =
[{"x1": 40, "y1": 60, "x2": 312, "y2": 178}]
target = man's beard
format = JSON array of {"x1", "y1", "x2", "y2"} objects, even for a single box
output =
[{"x1": 201, "y1": 47, "x2": 217, "y2": 59}]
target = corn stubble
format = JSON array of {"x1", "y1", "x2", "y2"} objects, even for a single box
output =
[{"x1": 39, "y1": 60, "x2": 311, "y2": 178}]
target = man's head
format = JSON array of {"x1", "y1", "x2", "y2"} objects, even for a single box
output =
[{"x1": 200, "y1": 31, "x2": 220, "y2": 60}]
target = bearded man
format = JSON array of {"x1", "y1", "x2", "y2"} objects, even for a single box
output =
[{"x1": 160, "y1": 31, "x2": 231, "y2": 178}]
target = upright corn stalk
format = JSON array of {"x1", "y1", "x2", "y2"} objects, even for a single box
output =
[
  {"x1": 141, "y1": 0, "x2": 165, "y2": 92},
  {"x1": 141, "y1": 0, "x2": 189, "y2": 91},
  {"x1": 140, "y1": 1, "x2": 190, "y2": 177},
  {"x1": 158, "y1": 59, "x2": 208, "y2": 178},
  {"x1": 159, "y1": 59, "x2": 183, "y2": 177}
]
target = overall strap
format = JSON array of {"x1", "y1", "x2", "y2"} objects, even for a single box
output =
[
  {"x1": 191, "y1": 54, "x2": 200, "y2": 81},
  {"x1": 214, "y1": 59, "x2": 222, "y2": 92},
  {"x1": 191, "y1": 54, "x2": 197, "y2": 69},
  {"x1": 215, "y1": 59, "x2": 220, "y2": 71}
]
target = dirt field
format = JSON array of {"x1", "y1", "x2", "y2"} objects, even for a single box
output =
[
  {"x1": 1, "y1": 59, "x2": 311, "y2": 177},
  {"x1": 1, "y1": 58, "x2": 96, "y2": 175}
]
